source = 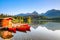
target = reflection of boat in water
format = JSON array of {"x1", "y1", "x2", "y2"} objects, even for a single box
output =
[
  {"x1": 0, "y1": 31, "x2": 13, "y2": 40},
  {"x1": 0, "y1": 24, "x2": 31, "y2": 40}
]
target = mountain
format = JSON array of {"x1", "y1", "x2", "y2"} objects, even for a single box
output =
[
  {"x1": 32, "y1": 11, "x2": 38, "y2": 15},
  {"x1": 43, "y1": 9, "x2": 60, "y2": 18},
  {"x1": 16, "y1": 9, "x2": 60, "y2": 18},
  {"x1": 16, "y1": 11, "x2": 38, "y2": 16},
  {"x1": 16, "y1": 13, "x2": 30, "y2": 16}
]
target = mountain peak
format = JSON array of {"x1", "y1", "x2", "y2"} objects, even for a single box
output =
[
  {"x1": 32, "y1": 11, "x2": 38, "y2": 15},
  {"x1": 44, "y1": 9, "x2": 60, "y2": 18}
]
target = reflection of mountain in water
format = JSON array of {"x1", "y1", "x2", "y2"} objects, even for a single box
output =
[
  {"x1": 42, "y1": 22, "x2": 60, "y2": 31},
  {"x1": 31, "y1": 21, "x2": 60, "y2": 31},
  {"x1": 30, "y1": 24, "x2": 39, "y2": 29},
  {"x1": 30, "y1": 21, "x2": 48, "y2": 29}
]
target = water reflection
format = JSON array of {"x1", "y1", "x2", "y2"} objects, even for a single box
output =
[
  {"x1": 0, "y1": 30, "x2": 13, "y2": 40},
  {"x1": 31, "y1": 21, "x2": 60, "y2": 31},
  {"x1": 30, "y1": 21, "x2": 48, "y2": 29},
  {"x1": 0, "y1": 21, "x2": 60, "y2": 40},
  {"x1": 42, "y1": 22, "x2": 60, "y2": 31}
]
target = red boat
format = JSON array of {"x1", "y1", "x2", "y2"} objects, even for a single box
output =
[
  {"x1": 8, "y1": 24, "x2": 30, "y2": 33},
  {"x1": 0, "y1": 18, "x2": 31, "y2": 33},
  {"x1": 8, "y1": 27, "x2": 16, "y2": 33},
  {"x1": 16, "y1": 24, "x2": 30, "y2": 32}
]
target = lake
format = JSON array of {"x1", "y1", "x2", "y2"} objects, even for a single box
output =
[{"x1": 0, "y1": 21, "x2": 60, "y2": 40}]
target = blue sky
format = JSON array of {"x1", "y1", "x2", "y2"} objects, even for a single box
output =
[{"x1": 0, "y1": 0, "x2": 60, "y2": 15}]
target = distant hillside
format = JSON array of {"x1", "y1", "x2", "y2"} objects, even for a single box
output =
[
  {"x1": 16, "y1": 9, "x2": 60, "y2": 18},
  {"x1": 43, "y1": 9, "x2": 60, "y2": 18},
  {"x1": 16, "y1": 11, "x2": 38, "y2": 16},
  {"x1": 16, "y1": 13, "x2": 30, "y2": 16}
]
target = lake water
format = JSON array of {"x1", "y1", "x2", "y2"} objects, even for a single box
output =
[{"x1": 0, "y1": 21, "x2": 60, "y2": 40}]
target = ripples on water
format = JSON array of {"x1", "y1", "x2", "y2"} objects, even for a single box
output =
[{"x1": 0, "y1": 21, "x2": 60, "y2": 40}]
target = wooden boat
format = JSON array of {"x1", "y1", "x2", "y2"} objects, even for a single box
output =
[
  {"x1": 0, "y1": 24, "x2": 30, "y2": 33},
  {"x1": 0, "y1": 17, "x2": 31, "y2": 33},
  {"x1": 0, "y1": 17, "x2": 13, "y2": 28}
]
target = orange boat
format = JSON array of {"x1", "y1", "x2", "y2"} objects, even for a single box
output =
[
  {"x1": 2, "y1": 17, "x2": 13, "y2": 28},
  {"x1": 0, "y1": 17, "x2": 31, "y2": 33}
]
